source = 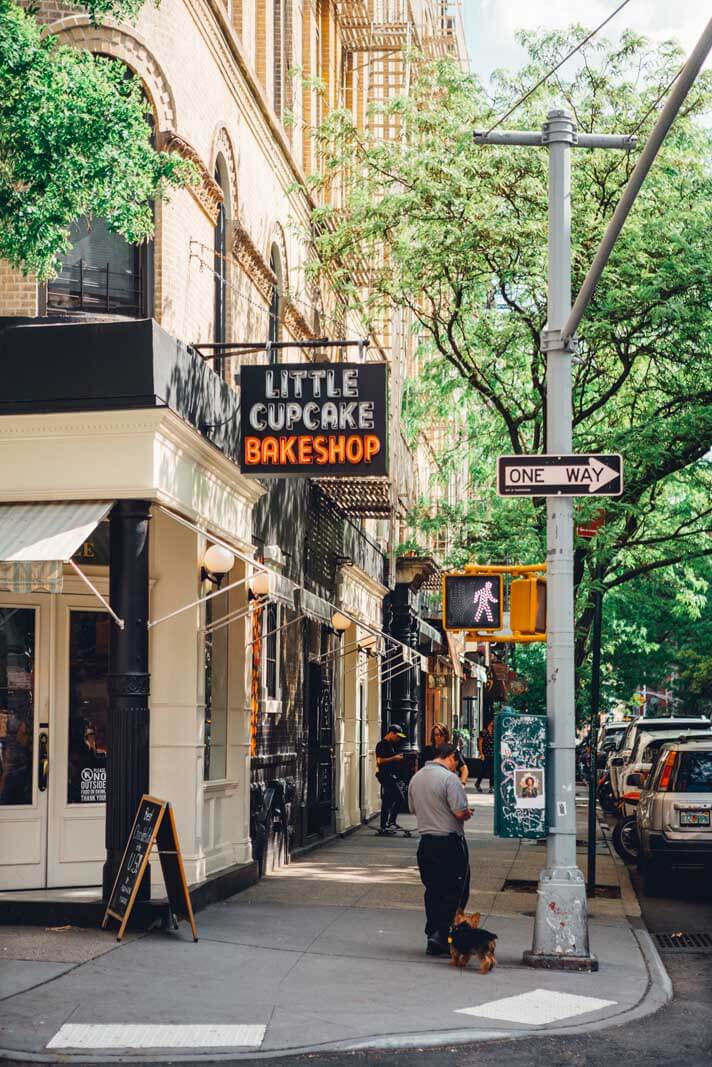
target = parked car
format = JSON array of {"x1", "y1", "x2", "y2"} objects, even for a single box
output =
[
  {"x1": 609, "y1": 717, "x2": 710, "y2": 801},
  {"x1": 634, "y1": 738, "x2": 712, "y2": 894},
  {"x1": 618, "y1": 727, "x2": 712, "y2": 816},
  {"x1": 596, "y1": 722, "x2": 627, "y2": 770}
]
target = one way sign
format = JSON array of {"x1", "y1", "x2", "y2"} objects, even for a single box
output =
[{"x1": 498, "y1": 454, "x2": 623, "y2": 497}]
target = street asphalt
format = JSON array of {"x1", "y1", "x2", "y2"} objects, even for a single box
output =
[{"x1": 1, "y1": 789, "x2": 705, "y2": 1065}]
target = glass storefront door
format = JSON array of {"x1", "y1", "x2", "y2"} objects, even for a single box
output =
[
  {"x1": 47, "y1": 603, "x2": 109, "y2": 888},
  {"x1": 0, "y1": 602, "x2": 49, "y2": 890},
  {"x1": 0, "y1": 594, "x2": 109, "y2": 891}
]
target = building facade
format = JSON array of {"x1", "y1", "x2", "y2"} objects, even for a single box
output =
[{"x1": 0, "y1": 0, "x2": 473, "y2": 906}]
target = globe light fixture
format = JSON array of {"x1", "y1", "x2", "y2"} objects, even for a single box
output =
[
  {"x1": 248, "y1": 571, "x2": 270, "y2": 598},
  {"x1": 201, "y1": 543, "x2": 236, "y2": 588},
  {"x1": 331, "y1": 611, "x2": 351, "y2": 633}
]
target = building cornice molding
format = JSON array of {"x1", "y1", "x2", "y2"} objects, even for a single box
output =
[
  {"x1": 0, "y1": 408, "x2": 265, "y2": 509},
  {"x1": 283, "y1": 301, "x2": 318, "y2": 342},
  {"x1": 157, "y1": 130, "x2": 224, "y2": 224},
  {"x1": 232, "y1": 223, "x2": 276, "y2": 304}
]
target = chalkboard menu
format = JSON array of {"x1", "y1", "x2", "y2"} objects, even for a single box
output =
[{"x1": 102, "y1": 795, "x2": 197, "y2": 942}]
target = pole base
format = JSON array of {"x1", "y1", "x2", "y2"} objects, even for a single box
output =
[
  {"x1": 523, "y1": 950, "x2": 598, "y2": 972},
  {"x1": 525, "y1": 864, "x2": 595, "y2": 967}
]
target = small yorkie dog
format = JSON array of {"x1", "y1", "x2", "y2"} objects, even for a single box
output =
[{"x1": 448, "y1": 909, "x2": 497, "y2": 973}]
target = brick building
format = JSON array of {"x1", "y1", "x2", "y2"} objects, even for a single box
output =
[{"x1": 0, "y1": 0, "x2": 475, "y2": 909}]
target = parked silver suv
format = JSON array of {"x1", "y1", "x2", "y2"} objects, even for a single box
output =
[{"x1": 635, "y1": 738, "x2": 712, "y2": 894}]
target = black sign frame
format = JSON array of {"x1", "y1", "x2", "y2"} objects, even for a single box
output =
[
  {"x1": 102, "y1": 795, "x2": 198, "y2": 942},
  {"x1": 239, "y1": 362, "x2": 388, "y2": 477},
  {"x1": 443, "y1": 574, "x2": 504, "y2": 632},
  {"x1": 497, "y1": 454, "x2": 623, "y2": 497}
]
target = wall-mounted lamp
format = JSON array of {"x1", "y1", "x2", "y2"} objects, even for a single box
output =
[
  {"x1": 248, "y1": 571, "x2": 270, "y2": 598},
  {"x1": 200, "y1": 544, "x2": 236, "y2": 588},
  {"x1": 331, "y1": 611, "x2": 351, "y2": 633}
]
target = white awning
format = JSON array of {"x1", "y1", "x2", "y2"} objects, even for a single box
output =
[
  {"x1": 297, "y1": 588, "x2": 335, "y2": 626},
  {"x1": 0, "y1": 502, "x2": 112, "y2": 597},
  {"x1": 0, "y1": 502, "x2": 112, "y2": 562}
]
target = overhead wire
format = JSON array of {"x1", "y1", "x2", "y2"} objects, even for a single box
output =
[{"x1": 484, "y1": 0, "x2": 633, "y2": 135}]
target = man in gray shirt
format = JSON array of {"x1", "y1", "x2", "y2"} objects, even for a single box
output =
[{"x1": 408, "y1": 742, "x2": 472, "y2": 956}]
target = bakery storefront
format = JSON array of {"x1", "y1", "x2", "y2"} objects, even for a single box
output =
[{"x1": 0, "y1": 319, "x2": 263, "y2": 904}]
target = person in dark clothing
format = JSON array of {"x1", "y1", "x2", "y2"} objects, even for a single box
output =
[
  {"x1": 420, "y1": 722, "x2": 468, "y2": 785},
  {"x1": 375, "y1": 724, "x2": 406, "y2": 834},
  {"x1": 408, "y1": 743, "x2": 472, "y2": 956},
  {"x1": 475, "y1": 720, "x2": 495, "y2": 793}
]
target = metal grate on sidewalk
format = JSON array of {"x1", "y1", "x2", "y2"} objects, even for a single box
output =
[{"x1": 654, "y1": 932, "x2": 712, "y2": 952}]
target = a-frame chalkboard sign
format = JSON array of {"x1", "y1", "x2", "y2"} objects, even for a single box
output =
[{"x1": 102, "y1": 795, "x2": 198, "y2": 942}]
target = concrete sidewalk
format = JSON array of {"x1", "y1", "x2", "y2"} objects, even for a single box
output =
[{"x1": 0, "y1": 790, "x2": 670, "y2": 1062}]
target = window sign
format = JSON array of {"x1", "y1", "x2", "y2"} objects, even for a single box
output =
[
  {"x1": 72, "y1": 521, "x2": 110, "y2": 567},
  {"x1": 239, "y1": 363, "x2": 388, "y2": 476}
]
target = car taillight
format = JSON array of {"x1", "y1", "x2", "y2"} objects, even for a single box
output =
[{"x1": 658, "y1": 751, "x2": 677, "y2": 791}]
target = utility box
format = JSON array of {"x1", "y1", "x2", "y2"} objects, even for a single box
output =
[{"x1": 493, "y1": 708, "x2": 548, "y2": 839}]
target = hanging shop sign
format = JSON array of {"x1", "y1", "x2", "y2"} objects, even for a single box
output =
[
  {"x1": 443, "y1": 573, "x2": 503, "y2": 632},
  {"x1": 239, "y1": 363, "x2": 388, "y2": 476}
]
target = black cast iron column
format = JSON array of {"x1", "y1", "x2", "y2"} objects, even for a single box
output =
[
  {"x1": 388, "y1": 583, "x2": 419, "y2": 770},
  {"x1": 102, "y1": 500, "x2": 151, "y2": 902}
]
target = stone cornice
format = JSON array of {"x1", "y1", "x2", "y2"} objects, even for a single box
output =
[
  {"x1": 283, "y1": 302, "x2": 318, "y2": 342},
  {"x1": 157, "y1": 130, "x2": 224, "y2": 224},
  {"x1": 232, "y1": 222, "x2": 276, "y2": 304}
]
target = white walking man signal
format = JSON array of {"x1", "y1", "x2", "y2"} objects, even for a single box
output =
[{"x1": 473, "y1": 580, "x2": 498, "y2": 624}]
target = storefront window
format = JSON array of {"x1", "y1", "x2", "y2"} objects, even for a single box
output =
[
  {"x1": 0, "y1": 609, "x2": 35, "y2": 806},
  {"x1": 204, "y1": 590, "x2": 229, "y2": 781},
  {"x1": 67, "y1": 611, "x2": 109, "y2": 804}
]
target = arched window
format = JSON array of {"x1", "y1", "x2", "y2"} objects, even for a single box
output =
[
  {"x1": 268, "y1": 243, "x2": 283, "y2": 363},
  {"x1": 213, "y1": 163, "x2": 228, "y2": 366},
  {"x1": 47, "y1": 59, "x2": 154, "y2": 319}
]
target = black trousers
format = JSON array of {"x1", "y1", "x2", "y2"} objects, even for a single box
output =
[
  {"x1": 378, "y1": 775, "x2": 402, "y2": 829},
  {"x1": 475, "y1": 758, "x2": 493, "y2": 788},
  {"x1": 417, "y1": 833, "x2": 470, "y2": 941}
]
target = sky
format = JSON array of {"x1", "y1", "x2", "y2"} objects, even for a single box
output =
[{"x1": 463, "y1": 2, "x2": 710, "y2": 87}]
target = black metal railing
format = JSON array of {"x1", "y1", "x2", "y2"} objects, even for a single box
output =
[{"x1": 47, "y1": 259, "x2": 144, "y2": 317}]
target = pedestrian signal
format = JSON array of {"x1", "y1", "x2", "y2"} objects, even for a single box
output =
[
  {"x1": 509, "y1": 577, "x2": 546, "y2": 636},
  {"x1": 443, "y1": 574, "x2": 503, "y2": 632}
]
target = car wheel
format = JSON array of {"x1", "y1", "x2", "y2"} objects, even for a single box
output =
[
  {"x1": 612, "y1": 817, "x2": 639, "y2": 864},
  {"x1": 597, "y1": 781, "x2": 616, "y2": 814}
]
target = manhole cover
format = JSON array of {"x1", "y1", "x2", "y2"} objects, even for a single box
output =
[{"x1": 654, "y1": 932, "x2": 712, "y2": 952}]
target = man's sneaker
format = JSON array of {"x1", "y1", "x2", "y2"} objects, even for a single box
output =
[
  {"x1": 426, "y1": 935, "x2": 450, "y2": 957},
  {"x1": 376, "y1": 827, "x2": 396, "y2": 836},
  {"x1": 475, "y1": 785, "x2": 482, "y2": 793},
  {"x1": 488, "y1": 787, "x2": 494, "y2": 794}
]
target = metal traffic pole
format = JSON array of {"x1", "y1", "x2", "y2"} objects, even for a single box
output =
[
  {"x1": 475, "y1": 114, "x2": 632, "y2": 969},
  {"x1": 472, "y1": 14, "x2": 712, "y2": 970},
  {"x1": 587, "y1": 562, "x2": 604, "y2": 894}
]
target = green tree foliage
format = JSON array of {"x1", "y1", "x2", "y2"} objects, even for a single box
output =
[
  {"x1": 304, "y1": 29, "x2": 712, "y2": 678},
  {"x1": 0, "y1": 0, "x2": 190, "y2": 278}
]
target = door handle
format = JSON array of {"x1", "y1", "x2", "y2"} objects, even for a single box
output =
[{"x1": 38, "y1": 731, "x2": 49, "y2": 792}]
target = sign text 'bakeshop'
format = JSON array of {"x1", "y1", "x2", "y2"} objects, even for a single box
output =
[{"x1": 239, "y1": 363, "x2": 388, "y2": 476}]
